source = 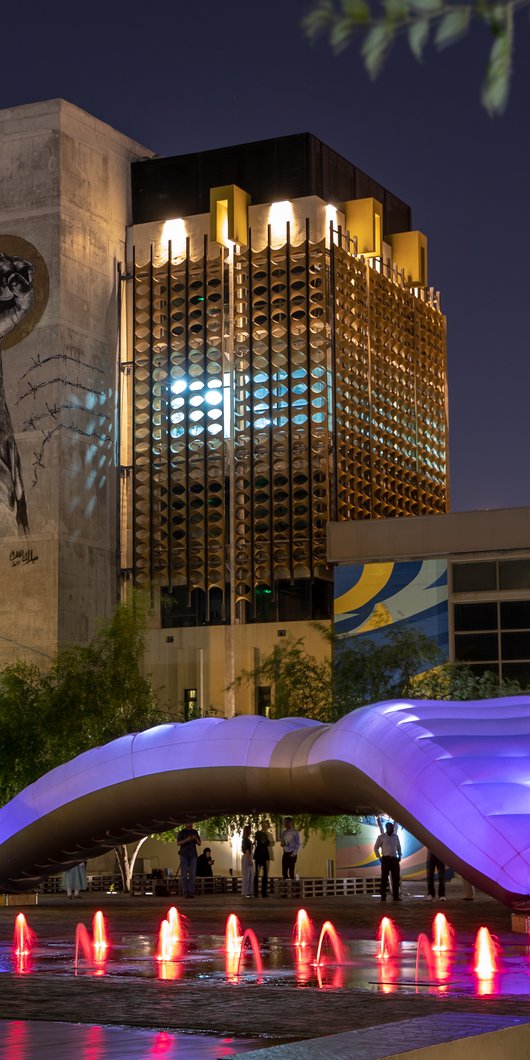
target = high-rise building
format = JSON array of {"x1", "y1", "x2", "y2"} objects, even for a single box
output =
[
  {"x1": 0, "y1": 104, "x2": 447, "y2": 713},
  {"x1": 124, "y1": 134, "x2": 448, "y2": 712}
]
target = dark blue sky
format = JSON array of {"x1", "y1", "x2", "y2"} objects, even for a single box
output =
[{"x1": 4, "y1": 0, "x2": 529, "y2": 511}]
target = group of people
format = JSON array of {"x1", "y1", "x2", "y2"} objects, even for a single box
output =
[
  {"x1": 241, "y1": 817, "x2": 301, "y2": 898},
  {"x1": 176, "y1": 817, "x2": 301, "y2": 899}
]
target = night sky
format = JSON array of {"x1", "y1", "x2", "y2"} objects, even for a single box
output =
[{"x1": 3, "y1": 0, "x2": 529, "y2": 512}]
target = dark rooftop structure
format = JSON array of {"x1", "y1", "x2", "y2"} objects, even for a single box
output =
[{"x1": 131, "y1": 132, "x2": 411, "y2": 234}]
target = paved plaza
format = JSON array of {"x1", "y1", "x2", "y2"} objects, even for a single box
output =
[{"x1": 0, "y1": 886, "x2": 529, "y2": 1058}]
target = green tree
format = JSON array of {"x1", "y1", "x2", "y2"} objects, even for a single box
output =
[
  {"x1": 0, "y1": 595, "x2": 167, "y2": 891},
  {"x1": 404, "y1": 660, "x2": 528, "y2": 698},
  {"x1": 235, "y1": 623, "x2": 439, "y2": 723},
  {"x1": 304, "y1": 0, "x2": 526, "y2": 114}
]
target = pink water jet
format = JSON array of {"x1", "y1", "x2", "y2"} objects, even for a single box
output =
[
  {"x1": 415, "y1": 932, "x2": 436, "y2": 986},
  {"x1": 74, "y1": 923, "x2": 94, "y2": 970},
  {"x1": 315, "y1": 921, "x2": 346, "y2": 965},
  {"x1": 377, "y1": 916, "x2": 400, "y2": 960},
  {"x1": 236, "y1": 929, "x2": 263, "y2": 978},
  {"x1": 167, "y1": 906, "x2": 186, "y2": 944},
  {"x1": 225, "y1": 913, "x2": 243, "y2": 957},
  {"x1": 293, "y1": 908, "x2": 314, "y2": 949},
  {"x1": 13, "y1": 913, "x2": 34, "y2": 958},
  {"x1": 92, "y1": 910, "x2": 108, "y2": 962},
  {"x1": 474, "y1": 926, "x2": 499, "y2": 978},
  {"x1": 432, "y1": 912, "x2": 455, "y2": 953}
]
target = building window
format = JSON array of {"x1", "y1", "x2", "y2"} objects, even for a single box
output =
[
  {"x1": 256, "y1": 686, "x2": 271, "y2": 716},
  {"x1": 500, "y1": 600, "x2": 530, "y2": 629},
  {"x1": 453, "y1": 602, "x2": 497, "y2": 632},
  {"x1": 454, "y1": 632, "x2": 498, "y2": 663},
  {"x1": 499, "y1": 559, "x2": 530, "y2": 591},
  {"x1": 452, "y1": 562, "x2": 497, "y2": 593}
]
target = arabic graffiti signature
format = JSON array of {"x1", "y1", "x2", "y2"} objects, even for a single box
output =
[{"x1": 9, "y1": 548, "x2": 38, "y2": 568}]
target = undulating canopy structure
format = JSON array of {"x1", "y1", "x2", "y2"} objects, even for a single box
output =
[{"x1": 1, "y1": 697, "x2": 529, "y2": 907}]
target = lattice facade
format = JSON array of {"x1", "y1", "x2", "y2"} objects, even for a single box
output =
[{"x1": 129, "y1": 231, "x2": 447, "y2": 611}]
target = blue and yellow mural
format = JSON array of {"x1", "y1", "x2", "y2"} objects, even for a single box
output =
[
  {"x1": 336, "y1": 818, "x2": 428, "y2": 881},
  {"x1": 334, "y1": 559, "x2": 449, "y2": 662}
]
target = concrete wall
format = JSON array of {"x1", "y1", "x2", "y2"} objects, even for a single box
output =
[
  {"x1": 145, "y1": 616, "x2": 331, "y2": 716},
  {"x1": 328, "y1": 507, "x2": 530, "y2": 565},
  {"x1": 0, "y1": 99, "x2": 152, "y2": 665}
]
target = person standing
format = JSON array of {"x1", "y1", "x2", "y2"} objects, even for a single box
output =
[
  {"x1": 177, "y1": 822, "x2": 201, "y2": 897},
  {"x1": 62, "y1": 862, "x2": 87, "y2": 899},
  {"x1": 280, "y1": 817, "x2": 301, "y2": 881},
  {"x1": 427, "y1": 850, "x2": 446, "y2": 901},
  {"x1": 374, "y1": 822, "x2": 402, "y2": 902},
  {"x1": 241, "y1": 824, "x2": 254, "y2": 898},
  {"x1": 253, "y1": 821, "x2": 271, "y2": 898}
]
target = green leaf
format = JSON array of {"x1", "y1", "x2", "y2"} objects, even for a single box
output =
[
  {"x1": 342, "y1": 0, "x2": 371, "y2": 20},
  {"x1": 384, "y1": 0, "x2": 409, "y2": 22},
  {"x1": 361, "y1": 23, "x2": 395, "y2": 77},
  {"x1": 435, "y1": 9, "x2": 471, "y2": 48},
  {"x1": 303, "y1": 0, "x2": 336, "y2": 41},
  {"x1": 481, "y1": 8, "x2": 513, "y2": 115},
  {"x1": 408, "y1": 0, "x2": 443, "y2": 12},
  {"x1": 408, "y1": 17, "x2": 430, "y2": 59}
]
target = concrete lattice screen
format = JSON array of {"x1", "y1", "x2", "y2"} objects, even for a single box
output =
[{"x1": 0, "y1": 698, "x2": 529, "y2": 907}]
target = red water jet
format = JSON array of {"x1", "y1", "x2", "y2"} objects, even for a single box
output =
[
  {"x1": 13, "y1": 913, "x2": 34, "y2": 958},
  {"x1": 415, "y1": 932, "x2": 436, "y2": 987},
  {"x1": 236, "y1": 929, "x2": 263, "y2": 979},
  {"x1": 293, "y1": 908, "x2": 314, "y2": 949},
  {"x1": 474, "y1": 926, "x2": 499, "y2": 978},
  {"x1": 225, "y1": 913, "x2": 243, "y2": 957},
  {"x1": 315, "y1": 921, "x2": 346, "y2": 965},
  {"x1": 74, "y1": 923, "x2": 93, "y2": 971},
  {"x1": 92, "y1": 910, "x2": 108, "y2": 963},
  {"x1": 377, "y1": 916, "x2": 400, "y2": 960},
  {"x1": 167, "y1": 906, "x2": 186, "y2": 944},
  {"x1": 432, "y1": 912, "x2": 455, "y2": 953}
]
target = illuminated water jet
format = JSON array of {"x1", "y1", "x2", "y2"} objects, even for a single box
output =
[
  {"x1": 432, "y1": 912, "x2": 454, "y2": 953},
  {"x1": 236, "y1": 929, "x2": 263, "y2": 978},
  {"x1": 74, "y1": 923, "x2": 93, "y2": 971},
  {"x1": 377, "y1": 916, "x2": 400, "y2": 960},
  {"x1": 92, "y1": 910, "x2": 108, "y2": 962},
  {"x1": 13, "y1": 913, "x2": 33, "y2": 957},
  {"x1": 293, "y1": 908, "x2": 314, "y2": 949},
  {"x1": 474, "y1": 926, "x2": 499, "y2": 978},
  {"x1": 415, "y1": 933, "x2": 436, "y2": 985},
  {"x1": 315, "y1": 921, "x2": 345, "y2": 965},
  {"x1": 225, "y1": 913, "x2": 243, "y2": 957}
]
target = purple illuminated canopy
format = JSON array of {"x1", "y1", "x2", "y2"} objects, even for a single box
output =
[{"x1": 1, "y1": 697, "x2": 529, "y2": 906}]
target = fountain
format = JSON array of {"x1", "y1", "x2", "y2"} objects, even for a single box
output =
[
  {"x1": 293, "y1": 908, "x2": 314, "y2": 949},
  {"x1": 474, "y1": 926, "x2": 499, "y2": 978},
  {"x1": 315, "y1": 921, "x2": 346, "y2": 965},
  {"x1": 236, "y1": 929, "x2": 263, "y2": 979},
  {"x1": 225, "y1": 913, "x2": 243, "y2": 956},
  {"x1": 92, "y1": 910, "x2": 108, "y2": 963},
  {"x1": 74, "y1": 923, "x2": 94, "y2": 971},
  {"x1": 415, "y1": 932, "x2": 436, "y2": 987},
  {"x1": 377, "y1": 916, "x2": 400, "y2": 960},
  {"x1": 13, "y1": 913, "x2": 34, "y2": 958},
  {"x1": 156, "y1": 907, "x2": 186, "y2": 962},
  {"x1": 432, "y1": 912, "x2": 455, "y2": 953}
]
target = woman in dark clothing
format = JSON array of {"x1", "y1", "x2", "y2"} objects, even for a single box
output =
[
  {"x1": 196, "y1": 848, "x2": 214, "y2": 877},
  {"x1": 253, "y1": 821, "x2": 270, "y2": 898}
]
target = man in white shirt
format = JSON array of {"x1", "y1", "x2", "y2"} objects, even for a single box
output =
[
  {"x1": 280, "y1": 817, "x2": 301, "y2": 880},
  {"x1": 374, "y1": 822, "x2": 402, "y2": 902}
]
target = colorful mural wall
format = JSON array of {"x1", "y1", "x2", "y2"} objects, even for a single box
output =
[{"x1": 334, "y1": 558, "x2": 449, "y2": 661}]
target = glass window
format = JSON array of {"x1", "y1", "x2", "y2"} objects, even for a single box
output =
[
  {"x1": 499, "y1": 559, "x2": 530, "y2": 590},
  {"x1": 502, "y1": 662, "x2": 530, "y2": 686},
  {"x1": 501, "y1": 631, "x2": 530, "y2": 660},
  {"x1": 452, "y1": 562, "x2": 497, "y2": 593},
  {"x1": 454, "y1": 633, "x2": 498, "y2": 662},
  {"x1": 453, "y1": 602, "x2": 497, "y2": 632},
  {"x1": 500, "y1": 600, "x2": 530, "y2": 630},
  {"x1": 466, "y1": 662, "x2": 500, "y2": 679}
]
